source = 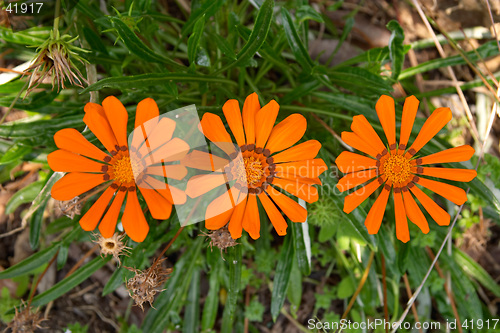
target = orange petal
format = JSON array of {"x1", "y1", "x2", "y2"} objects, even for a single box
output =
[
  {"x1": 272, "y1": 178, "x2": 318, "y2": 203},
  {"x1": 375, "y1": 95, "x2": 396, "y2": 148},
  {"x1": 79, "y1": 187, "x2": 116, "y2": 231},
  {"x1": 402, "y1": 189, "x2": 429, "y2": 233},
  {"x1": 335, "y1": 151, "x2": 378, "y2": 174},
  {"x1": 265, "y1": 114, "x2": 306, "y2": 154},
  {"x1": 415, "y1": 177, "x2": 467, "y2": 205},
  {"x1": 228, "y1": 196, "x2": 247, "y2": 239},
  {"x1": 418, "y1": 145, "x2": 475, "y2": 165},
  {"x1": 365, "y1": 186, "x2": 390, "y2": 234},
  {"x1": 394, "y1": 192, "x2": 410, "y2": 243},
  {"x1": 122, "y1": 190, "x2": 150, "y2": 242},
  {"x1": 139, "y1": 187, "x2": 173, "y2": 220},
  {"x1": 51, "y1": 173, "x2": 106, "y2": 201},
  {"x1": 200, "y1": 113, "x2": 233, "y2": 154},
  {"x1": 54, "y1": 128, "x2": 108, "y2": 161},
  {"x1": 276, "y1": 174, "x2": 321, "y2": 185},
  {"x1": 146, "y1": 164, "x2": 188, "y2": 180},
  {"x1": 140, "y1": 176, "x2": 187, "y2": 204},
  {"x1": 341, "y1": 131, "x2": 379, "y2": 157},
  {"x1": 336, "y1": 168, "x2": 378, "y2": 192},
  {"x1": 255, "y1": 100, "x2": 279, "y2": 148},
  {"x1": 258, "y1": 192, "x2": 288, "y2": 236},
  {"x1": 343, "y1": 177, "x2": 383, "y2": 214},
  {"x1": 418, "y1": 167, "x2": 477, "y2": 182},
  {"x1": 242, "y1": 92, "x2": 261, "y2": 145},
  {"x1": 406, "y1": 107, "x2": 452, "y2": 158},
  {"x1": 135, "y1": 97, "x2": 159, "y2": 130},
  {"x1": 185, "y1": 173, "x2": 227, "y2": 198},
  {"x1": 409, "y1": 185, "x2": 450, "y2": 226},
  {"x1": 351, "y1": 115, "x2": 386, "y2": 154},
  {"x1": 139, "y1": 117, "x2": 176, "y2": 157},
  {"x1": 242, "y1": 194, "x2": 260, "y2": 239},
  {"x1": 205, "y1": 190, "x2": 236, "y2": 229},
  {"x1": 144, "y1": 138, "x2": 190, "y2": 165},
  {"x1": 83, "y1": 103, "x2": 119, "y2": 153},
  {"x1": 98, "y1": 190, "x2": 126, "y2": 238},
  {"x1": 272, "y1": 140, "x2": 321, "y2": 163},
  {"x1": 223, "y1": 99, "x2": 246, "y2": 147},
  {"x1": 48, "y1": 150, "x2": 105, "y2": 173},
  {"x1": 181, "y1": 150, "x2": 229, "y2": 172},
  {"x1": 275, "y1": 158, "x2": 328, "y2": 179},
  {"x1": 266, "y1": 186, "x2": 307, "y2": 222},
  {"x1": 102, "y1": 96, "x2": 129, "y2": 148},
  {"x1": 399, "y1": 95, "x2": 419, "y2": 152}
]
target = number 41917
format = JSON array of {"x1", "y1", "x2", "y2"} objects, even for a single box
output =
[{"x1": 5, "y1": 2, "x2": 44, "y2": 14}]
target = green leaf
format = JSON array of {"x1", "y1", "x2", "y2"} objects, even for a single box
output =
[
  {"x1": 337, "y1": 277, "x2": 355, "y2": 299},
  {"x1": 5, "y1": 181, "x2": 44, "y2": 214},
  {"x1": 468, "y1": 177, "x2": 500, "y2": 214},
  {"x1": 82, "y1": 73, "x2": 237, "y2": 92},
  {"x1": 0, "y1": 26, "x2": 49, "y2": 46},
  {"x1": 181, "y1": 0, "x2": 224, "y2": 38},
  {"x1": 0, "y1": 144, "x2": 32, "y2": 165},
  {"x1": 221, "y1": 245, "x2": 242, "y2": 333},
  {"x1": 187, "y1": 15, "x2": 205, "y2": 65},
  {"x1": 386, "y1": 20, "x2": 405, "y2": 80},
  {"x1": 328, "y1": 66, "x2": 393, "y2": 95},
  {"x1": 291, "y1": 220, "x2": 311, "y2": 276},
  {"x1": 29, "y1": 198, "x2": 48, "y2": 251},
  {"x1": 328, "y1": 16, "x2": 354, "y2": 63},
  {"x1": 286, "y1": 257, "x2": 302, "y2": 308},
  {"x1": 280, "y1": 79, "x2": 321, "y2": 105},
  {"x1": 296, "y1": 5, "x2": 324, "y2": 23},
  {"x1": 29, "y1": 257, "x2": 110, "y2": 309},
  {"x1": 215, "y1": 0, "x2": 274, "y2": 74},
  {"x1": 312, "y1": 92, "x2": 378, "y2": 121},
  {"x1": 454, "y1": 248, "x2": 500, "y2": 298},
  {"x1": 271, "y1": 233, "x2": 294, "y2": 322},
  {"x1": 0, "y1": 243, "x2": 60, "y2": 279},
  {"x1": 183, "y1": 268, "x2": 201, "y2": 333},
  {"x1": 201, "y1": 262, "x2": 220, "y2": 330},
  {"x1": 281, "y1": 7, "x2": 315, "y2": 73},
  {"x1": 210, "y1": 33, "x2": 237, "y2": 60},
  {"x1": 110, "y1": 18, "x2": 184, "y2": 69},
  {"x1": 0, "y1": 115, "x2": 84, "y2": 141}
]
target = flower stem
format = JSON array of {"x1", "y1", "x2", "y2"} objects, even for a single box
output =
[{"x1": 53, "y1": 0, "x2": 61, "y2": 36}]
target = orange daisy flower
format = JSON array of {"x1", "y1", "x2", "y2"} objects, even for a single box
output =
[
  {"x1": 48, "y1": 96, "x2": 188, "y2": 242},
  {"x1": 184, "y1": 93, "x2": 328, "y2": 240},
  {"x1": 336, "y1": 95, "x2": 477, "y2": 242}
]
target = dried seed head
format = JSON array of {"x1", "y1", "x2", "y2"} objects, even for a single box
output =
[
  {"x1": 92, "y1": 233, "x2": 131, "y2": 265},
  {"x1": 56, "y1": 196, "x2": 82, "y2": 219},
  {"x1": 201, "y1": 226, "x2": 238, "y2": 260},
  {"x1": 125, "y1": 258, "x2": 173, "y2": 311},
  {"x1": 6, "y1": 301, "x2": 45, "y2": 333}
]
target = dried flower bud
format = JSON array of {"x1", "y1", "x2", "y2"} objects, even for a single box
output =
[
  {"x1": 125, "y1": 258, "x2": 173, "y2": 311},
  {"x1": 201, "y1": 226, "x2": 238, "y2": 260},
  {"x1": 6, "y1": 301, "x2": 45, "y2": 333},
  {"x1": 56, "y1": 196, "x2": 82, "y2": 219},
  {"x1": 92, "y1": 233, "x2": 130, "y2": 265}
]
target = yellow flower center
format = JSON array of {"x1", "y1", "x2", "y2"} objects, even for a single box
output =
[
  {"x1": 244, "y1": 157, "x2": 264, "y2": 185},
  {"x1": 382, "y1": 154, "x2": 412, "y2": 184},
  {"x1": 112, "y1": 156, "x2": 135, "y2": 184}
]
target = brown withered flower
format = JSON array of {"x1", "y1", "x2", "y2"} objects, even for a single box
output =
[
  {"x1": 93, "y1": 233, "x2": 131, "y2": 265},
  {"x1": 5, "y1": 301, "x2": 45, "y2": 333},
  {"x1": 24, "y1": 30, "x2": 88, "y2": 95},
  {"x1": 125, "y1": 258, "x2": 173, "y2": 311},
  {"x1": 201, "y1": 226, "x2": 238, "y2": 260}
]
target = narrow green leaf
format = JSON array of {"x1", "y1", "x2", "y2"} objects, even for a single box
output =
[
  {"x1": 180, "y1": 0, "x2": 224, "y2": 38},
  {"x1": 201, "y1": 262, "x2": 221, "y2": 330},
  {"x1": 29, "y1": 198, "x2": 48, "y2": 250},
  {"x1": 29, "y1": 257, "x2": 110, "y2": 308},
  {"x1": 211, "y1": 33, "x2": 237, "y2": 60},
  {"x1": 281, "y1": 79, "x2": 321, "y2": 104},
  {"x1": 82, "y1": 73, "x2": 237, "y2": 93},
  {"x1": 0, "y1": 115, "x2": 84, "y2": 140},
  {"x1": 221, "y1": 245, "x2": 242, "y2": 333},
  {"x1": 0, "y1": 144, "x2": 32, "y2": 165},
  {"x1": 5, "y1": 181, "x2": 44, "y2": 214},
  {"x1": 328, "y1": 16, "x2": 354, "y2": 63},
  {"x1": 187, "y1": 15, "x2": 205, "y2": 65},
  {"x1": 82, "y1": 27, "x2": 108, "y2": 54},
  {"x1": 110, "y1": 18, "x2": 184, "y2": 69},
  {"x1": 291, "y1": 220, "x2": 311, "y2": 276},
  {"x1": 281, "y1": 7, "x2": 315, "y2": 73},
  {"x1": 183, "y1": 268, "x2": 201, "y2": 333},
  {"x1": 454, "y1": 248, "x2": 500, "y2": 297},
  {"x1": 328, "y1": 66, "x2": 393, "y2": 95},
  {"x1": 312, "y1": 92, "x2": 379, "y2": 122},
  {"x1": 468, "y1": 177, "x2": 500, "y2": 213},
  {"x1": 386, "y1": 20, "x2": 405, "y2": 80},
  {"x1": 215, "y1": 0, "x2": 274, "y2": 74},
  {"x1": 270, "y1": 234, "x2": 294, "y2": 322},
  {"x1": 286, "y1": 256, "x2": 302, "y2": 308},
  {"x1": 0, "y1": 243, "x2": 60, "y2": 279},
  {"x1": 0, "y1": 26, "x2": 49, "y2": 46},
  {"x1": 296, "y1": 5, "x2": 324, "y2": 23}
]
